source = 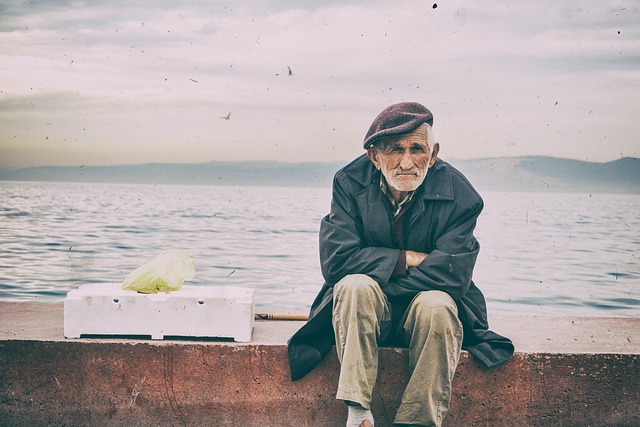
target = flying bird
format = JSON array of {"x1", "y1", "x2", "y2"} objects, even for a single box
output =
[
  {"x1": 220, "y1": 113, "x2": 231, "y2": 120},
  {"x1": 288, "y1": 65, "x2": 293, "y2": 76}
]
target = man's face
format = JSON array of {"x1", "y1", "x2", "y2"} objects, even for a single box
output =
[{"x1": 367, "y1": 125, "x2": 439, "y2": 193}]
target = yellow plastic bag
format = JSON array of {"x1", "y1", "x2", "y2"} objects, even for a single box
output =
[{"x1": 121, "y1": 249, "x2": 196, "y2": 294}]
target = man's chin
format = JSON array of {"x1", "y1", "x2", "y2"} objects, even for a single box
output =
[{"x1": 387, "y1": 176, "x2": 422, "y2": 192}]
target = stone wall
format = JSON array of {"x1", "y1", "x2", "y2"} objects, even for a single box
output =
[{"x1": 1, "y1": 302, "x2": 638, "y2": 426}]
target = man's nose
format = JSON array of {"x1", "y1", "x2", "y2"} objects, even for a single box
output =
[{"x1": 399, "y1": 151, "x2": 414, "y2": 169}]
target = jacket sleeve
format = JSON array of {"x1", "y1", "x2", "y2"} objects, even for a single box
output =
[
  {"x1": 381, "y1": 195, "x2": 483, "y2": 301},
  {"x1": 320, "y1": 172, "x2": 401, "y2": 286}
]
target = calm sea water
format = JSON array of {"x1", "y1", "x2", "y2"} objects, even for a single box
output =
[{"x1": 1, "y1": 181, "x2": 638, "y2": 317}]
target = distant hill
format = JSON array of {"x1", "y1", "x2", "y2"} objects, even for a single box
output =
[
  {"x1": 448, "y1": 156, "x2": 640, "y2": 194},
  {"x1": 0, "y1": 161, "x2": 343, "y2": 188},
  {"x1": 1, "y1": 156, "x2": 638, "y2": 194}
]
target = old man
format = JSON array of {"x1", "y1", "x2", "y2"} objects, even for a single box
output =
[{"x1": 288, "y1": 102, "x2": 514, "y2": 426}]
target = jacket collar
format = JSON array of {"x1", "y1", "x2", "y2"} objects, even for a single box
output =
[{"x1": 343, "y1": 154, "x2": 455, "y2": 201}]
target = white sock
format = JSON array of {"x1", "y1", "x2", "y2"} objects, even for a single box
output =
[{"x1": 346, "y1": 403, "x2": 374, "y2": 427}]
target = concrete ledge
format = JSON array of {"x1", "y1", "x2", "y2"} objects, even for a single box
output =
[{"x1": 1, "y1": 302, "x2": 639, "y2": 426}]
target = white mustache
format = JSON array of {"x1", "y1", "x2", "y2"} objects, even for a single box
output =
[{"x1": 392, "y1": 168, "x2": 421, "y2": 176}]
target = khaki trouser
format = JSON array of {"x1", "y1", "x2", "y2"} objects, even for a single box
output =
[{"x1": 332, "y1": 274, "x2": 463, "y2": 426}]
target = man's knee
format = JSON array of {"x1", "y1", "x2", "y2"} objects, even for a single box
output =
[
  {"x1": 411, "y1": 290, "x2": 460, "y2": 326},
  {"x1": 413, "y1": 290, "x2": 456, "y2": 310},
  {"x1": 334, "y1": 274, "x2": 380, "y2": 298}
]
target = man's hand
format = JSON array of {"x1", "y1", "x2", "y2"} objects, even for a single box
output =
[{"x1": 406, "y1": 250, "x2": 428, "y2": 267}]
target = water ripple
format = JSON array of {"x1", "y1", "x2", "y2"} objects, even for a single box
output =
[{"x1": 1, "y1": 182, "x2": 638, "y2": 316}]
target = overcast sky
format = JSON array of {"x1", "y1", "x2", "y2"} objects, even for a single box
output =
[{"x1": 0, "y1": 0, "x2": 638, "y2": 168}]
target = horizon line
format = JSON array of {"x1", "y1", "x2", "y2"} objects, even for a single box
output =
[{"x1": 1, "y1": 155, "x2": 636, "y2": 171}]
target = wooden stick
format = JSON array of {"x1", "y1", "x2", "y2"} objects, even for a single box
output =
[{"x1": 254, "y1": 313, "x2": 308, "y2": 321}]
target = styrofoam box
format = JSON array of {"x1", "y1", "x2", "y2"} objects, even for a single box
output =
[{"x1": 64, "y1": 283, "x2": 254, "y2": 342}]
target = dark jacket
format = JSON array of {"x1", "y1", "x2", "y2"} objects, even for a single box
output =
[{"x1": 288, "y1": 154, "x2": 514, "y2": 380}]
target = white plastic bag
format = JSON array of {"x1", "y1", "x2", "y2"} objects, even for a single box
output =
[{"x1": 121, "y1": 249, "x2": 196, "y2": 294}]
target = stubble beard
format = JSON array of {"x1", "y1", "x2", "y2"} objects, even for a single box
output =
[{"x1": 381, "y1": 165, "x2": 428, "y2": 192}]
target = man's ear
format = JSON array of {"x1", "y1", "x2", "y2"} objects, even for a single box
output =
[
  {"x1": 428, "y1": 143, "x2": 440, "y2": 167},
  {"x1": 367, "y1": 148, "x2": 381, "y2": 170}
]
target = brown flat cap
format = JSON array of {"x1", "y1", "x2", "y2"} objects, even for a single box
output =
[{"x1": 363, "y1": 102, "x2": 434, "y2": 149}]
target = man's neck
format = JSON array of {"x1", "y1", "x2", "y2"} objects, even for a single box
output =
[
  {"x1": 389, "y1": 187, "x2": 409, "y2": 204},
  {"x1": 379, "y1": 173, "x2": 415, "y2": 218},
  {"x1": 381, "y1": 174, "x2": 412, "y2": 204}
]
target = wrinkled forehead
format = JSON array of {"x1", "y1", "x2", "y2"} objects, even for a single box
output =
[{"x1": 377, "y1": 123, "x2": 429, "y2": 150}]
